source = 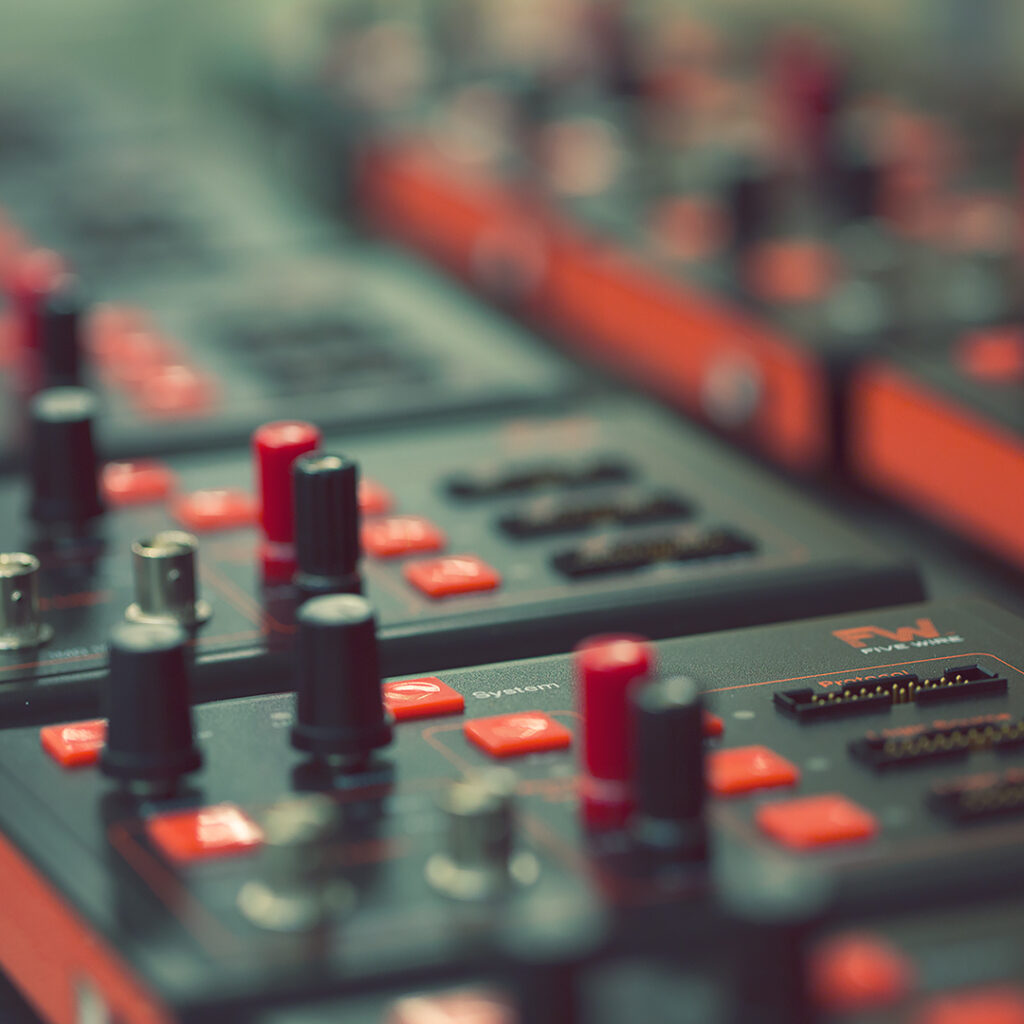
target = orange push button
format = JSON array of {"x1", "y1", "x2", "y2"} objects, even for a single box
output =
[
  {"x1": 404, "y1": 555, "x2": 501, "y2": 598},
  {"x1": 358, "y1": 478, "x2": 393, "y2": 516},
  {"x1": 386, "y1": 988, "x2": 514, "y2": 1024},
  {"x1": 464, "y1": 711, "x2": 572, "y2": 758},
  {"x1": 101, "y1": 460, "x2": 176, "y2": 506},
  {"x1": 703, "y1": 711, "x2": 724, "y2": 737},
  {"x1": 146, "y1": 803, "x2": 263, "y2": 863},
  {"x1": 383, "y1": 677, "x2": 465, "y2": 721},
  {"x1": 915, "y1": 987, "x2": 1024, "y2": 1024},
  {"x1": 757, "y1": 794, "x2": 877, "y2": 849},
  {"x1": 811, "y1": 932, "x2": 915, "y2": 1014},
  {"x1": 40, "y1": 719, "x2": 107, "y2": 768},
  {"x1": 708, "y1": 745, "x2": 799, "y2": 796},
  {"x1": 172, "y1": 489, "x2": 256, "y2": 532},
  {"x1": 362, "y1": 515, "x2": 446, "y2": 558}
]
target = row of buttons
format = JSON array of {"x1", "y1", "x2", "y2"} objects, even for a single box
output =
[
  {"x1": 708, "y1": 743, "x2": 877, "y2": 850},
  {"x1": 101, "y1": 459, "x2": 503, "y2": 598}
]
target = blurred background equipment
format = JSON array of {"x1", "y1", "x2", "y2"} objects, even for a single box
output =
[{"x1": 2, "y1": 2, "x2": 1024, "y2": 1023}]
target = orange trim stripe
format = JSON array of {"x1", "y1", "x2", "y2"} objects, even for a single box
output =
[{"x1": 0, "y1": 830, "x2": 174, "y2": 1024}]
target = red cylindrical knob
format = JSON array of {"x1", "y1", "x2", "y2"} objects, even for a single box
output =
[
  {"x1": 252, "y1": 420, "x2": 322, "y2": 581},
  {"x1": 575, "y1": 634, "x2": 654, "y2": 829},
  {"x1": 8, "y1": 248, "x2": 67, "y2": 394}
]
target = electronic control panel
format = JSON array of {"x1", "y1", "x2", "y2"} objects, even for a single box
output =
[
  {"x1": 0, "y1": 397, "x2": 922, "y2": 721},
  {"x1": 0, "y1": 240, "x2": 584, "y2": 468},
  {"x1": 2, "y1": 600, "x2": 1024, "y2": 1023}
]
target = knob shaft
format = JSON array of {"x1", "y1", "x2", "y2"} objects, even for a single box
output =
[
  {"x1": 237, "y1": 794, "x2": 352, "y2": 932},
  {"x1": 630, "y1": 675, "x2": 706, "y2": 857},
  {"x1": 100, "y1": 621, "x2": 201, "y2": 796},
  {"x1": 290, "y1": 594, "x2": 392, "y2": 768},
  {"x1": 426, "y1": 771, "x2": 538, "y2": 900},
  {"x1": 28, "y1": 387, "x2": 104, "y2": 529},
  {"x1": 292, "y1": 453, "x2": 362, "y2": 597}
]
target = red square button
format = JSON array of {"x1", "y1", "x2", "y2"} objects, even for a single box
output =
[
  {"x1": 404, "y1": 555, "x2": 501, "y2": 598},
  {"x1": 811, "y1": 933, "x2": 915, "y2": 1014},
  {"x1": 757, "y1": 794, "x2": 878, "y2": 850},
  {"x1": 703, "y1": 711, "x2": 724, "y2": 737},
  {"x1": 383, "y1": 677, "x2": 465, "y2": 721},
  {"x1": 146, "y1": 804, "x2": 263, "y2": 863},
  {"x1": 40, "y1": 719, "x2": 107, "y2": 768},
  {"x1": 915, "y1": 987, "x2": 1024, "y2": 1024},
  {"x1": 362, "y1": 516, "x2": 446, "y2": 558},
  {"x1": 172, "y1": 489, "x2": 256, "y2": 532},
  {"x1": 101, "y1": 460, "x2": 176, "y2": 506},
  {"x1": 359, "y1": 478, "x2": 393, "y2": 516},
  {"x1": 464, "y1": 711, "x2": 572, "y2": 758},
  {"x1": 708, "y1": 745, "x2": 799, "y2": 796}
]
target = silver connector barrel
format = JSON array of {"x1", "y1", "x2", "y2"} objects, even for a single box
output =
[
  {"x1": 0, "y1": 553, "x2": 53, "y2": 650},
  {"x1": 426, "y1": 770, "x2": 539, "y2": 900},
  {"x1": 125, "y1": 531, "x2": 211, "y2": 628}
]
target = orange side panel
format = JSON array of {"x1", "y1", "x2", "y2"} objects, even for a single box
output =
[
  {"x1": 0, "y1": 830, "x2": 174, "y2": 1024},
  {"x1": 358, "y1": 143, "x2": 520, "y2": 281},
  {"x1": 540, "y1": 228, "x2": 830, "y2": 473},
  {"x1": 849, "y1": 362, "x2": 1024, "y2": 569},
  {"x1": 359, "y1": 141, "x2": 831, "y2": 474}
]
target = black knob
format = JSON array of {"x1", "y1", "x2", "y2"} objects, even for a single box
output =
[
  {"x1": 292, "y1": 453, "x2": 362, "y2": 597},
  {"x1": 100, "y1": 621, "x2": 202, "y2": 797},
  {"x1": 630, "y1": 675, "x2": 706, "y2": 857},
  {"x1": 726, "y1": 153, "x2": 777, "y2": 249},
  {"x1": 721, "y1": 862, "x2": 828, "y2": 1024},
  {"x1": 291, "y1": 594, "x2": 392, "y2": 769},
  {"x1": 40, "y1": 282, "x2": 84, "y2": 388},
  {"x1": 28, "y1": 386, "x2": 103, "y2": 529}
]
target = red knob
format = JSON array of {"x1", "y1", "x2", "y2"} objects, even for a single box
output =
[
  {"x1": 252, "y1": 420, "x2": 321, "y2": 581},
  {"x1": 575, "y1": 634, "x2": 654, "y2": 829}
]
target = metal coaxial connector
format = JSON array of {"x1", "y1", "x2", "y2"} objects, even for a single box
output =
[
  {"x1": 426, "y1": 770, "x2": 539, "y2": 901},
  {"x1": 125, "y1": 531, "x2": 211, "y2": 628},
  {"x1": 237, "y1": 795, "x2": 353, "y2": 932},
  {"x1": 0, "y1": 553, "x2": 53, "y2": 650}
]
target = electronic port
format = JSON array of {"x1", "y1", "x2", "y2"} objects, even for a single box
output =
[
  {"x1": 551, "y1": 527, "x2": 755, "y2": 578},
  {"x1": 498, "y1": 491, "x2": 692, "y2": 539},
  {"x1": 446, "y1": 458, "x2": 632, "y2": 500},
  {"x1": 930, "y1": 767, "x2": 1024, "y2": 823},
  {"x1": 850, "y1": 713, "x2": 1024, "y2": 770},
  {"x1": 774, "y1": 664, "x2": 1008, "y2": 721}
]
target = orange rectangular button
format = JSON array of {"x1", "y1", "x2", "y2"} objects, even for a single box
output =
[
  {"x1": 358, "y1": 478, "x2": 393, "y2": 516},
  {"x1": 146, "y1": 803, "x2": 263, "y2": 863},
  {"x1": 708, "y1": 745, "x2": 799, "y2": 796},
  {"x1": 40, "y1": 719, "x2": 107, "y2": 768},
  {"x1": 757, "y1": 794, "x2": 877, "y2": 850},
  {"x1": 172, "y1": 489, "x2": 256, "y2": 532},
  {"x1": 915, "y1": 987, "x2": 1024, "y2": 1024},
  {"x1": 384, "y1": 677, "x2": 465, "y2": 721},
  {"x1": 362, "y1": 515, "x2": 446, "y2": 558},
  {"x1": 404, "y1": 555, "x2": 501, "y2": 598},
  {"x1": 101, "y1": 460, "x2": 175, "y2": 505},
  {"x1": 703, "y1": 711, "x2": 724, "y2": 737},
  {"x1": 464, "y1": 711, "x2": 572, "y2": 758}
]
